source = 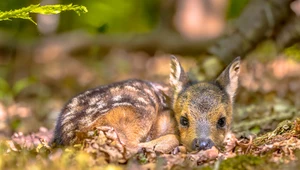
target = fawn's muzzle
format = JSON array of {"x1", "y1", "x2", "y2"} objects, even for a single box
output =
[{"x1": 192, "y1": 138, "x2": 214, "y2": 151}]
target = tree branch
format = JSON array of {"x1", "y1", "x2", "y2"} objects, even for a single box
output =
[
  {"x1": 275, "y1": 15, "x2": 300, "y2": 50},
  {"x1": 208, "y1": 0, "x2": 295, "y2": 63}
]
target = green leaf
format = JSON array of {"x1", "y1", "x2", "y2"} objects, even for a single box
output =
[
  {"x1": 250, "y1": 126, "x2": 261, "y2": 135},
  {"x1": 31, "y1": 4, "x2": 88, "y2": 15},
  {"x1": 0, "y1": 3, "x2": 88, "y2": 24}
]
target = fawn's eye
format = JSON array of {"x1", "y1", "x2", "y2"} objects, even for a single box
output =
[
  {"x1": 217, "y1": 117, "x2": 226, "y2": 129},
  {"x1": 180, "y1": 116, "x2": 189, "y2": 127}
]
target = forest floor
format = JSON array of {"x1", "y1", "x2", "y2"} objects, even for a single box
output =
[{"x1": 0, "y1": 50, "x2": 300, "y2": 169}]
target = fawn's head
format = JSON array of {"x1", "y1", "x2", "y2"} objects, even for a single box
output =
[{"x1": 170, "y1": 56, "x2": 240, "y2": 152}]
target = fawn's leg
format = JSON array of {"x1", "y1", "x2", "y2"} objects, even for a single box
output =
[
  {"x1": 138, "y1": 109, "x2": 179, "y2": 153},
  {"x1": 138, "y1": 134, "x2": 179, "y2": 153},
  {"x1": 84, "y1": 106, "x2": 154, "y2": 150}
]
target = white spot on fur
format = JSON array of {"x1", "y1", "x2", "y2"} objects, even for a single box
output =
[
  {"x1": 89, "y1": 97, "x2": 98, "y2": 105},
  {"x1": 137, "y1": 97, "x2": 148, "y2": 104},
  {"x1": 144, "y1": 88, "x2": 156, "y2": 105},
  {"x1": 149, "y1": 82, "x2": 159, "y2": 93},
  {"x1": 86, "y1": 107, "x2": 97, "y2": 114},
  {"x1": 124, "y1": 85, "x2": 138, "y2": 91},
  {"x1": 69, "y1": 98, "x2": 79, "y2": 107},
  {"x1": 112, "y1": 95, "x2": 122, "y2": 101},
  {"x1": 151, "y1": 83, "x2": 168, "y2": 92},
  {"x1": 66, "y1": 131, "x2": 74, "y2": 138},
  {"x1": 144, "y1": 89, "x2": 153, "y2": 96},
  {"x1": 134, "y1": 104, "x2": 145, "y2": 109},
  {"x1": 112, "y1": 102, "x2": 133, "y2": 107},
  {"x1": 63, "y1": 123, "x2": 75, "y2": 133},
  {"x1": 110, "y1": 87, "x2": 120, "y2": 93},
  {"x1": 96, "y1": 100, "x2": 106, "y2": 109},
  {"x1": 61, "y1": 114, "x2": 76, "y2": 125},
  {"x1": 132, "y1": 81, "x2": 141, "y2": 87},
  {"x1": 100, "y1": 108, "x2": 109, "y2": 113},
  {"x1": 62, "y1": 111, "x2": 75, "y2": 121},
  {"x1": 84, "y1": 90, "x2": 92, "y2": 95},
  {"x1": 79, "y1": 114, "x2": 93, "y2": 125}
]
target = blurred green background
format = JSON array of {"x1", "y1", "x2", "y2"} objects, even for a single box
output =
[
  {"x1": 0, "y1": 0, "x2": 247, "y2": 35},
  {"x1": 0, "y1": 0, "x2": 160, "y2": 35}
]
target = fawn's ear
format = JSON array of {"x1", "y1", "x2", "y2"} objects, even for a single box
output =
[
  {"x1": 170, "y1": 55, "x2": 189, "y2": 101},
  {"x1": 216, "y1": 57, "x2": 241, "y2": 101}
]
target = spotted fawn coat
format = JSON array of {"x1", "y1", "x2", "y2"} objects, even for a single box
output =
[{"x1": 53, "y1": 56, "x2": 240, "y2": 153}]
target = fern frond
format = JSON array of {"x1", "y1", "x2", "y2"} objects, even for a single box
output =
[{"x1": 0, "y1": 4, "x2": 88, "y2": 24}]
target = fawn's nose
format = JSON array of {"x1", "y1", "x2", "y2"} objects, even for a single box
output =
[{"x1": 192, "y1": 138, "x2": 214, "y2": 151}]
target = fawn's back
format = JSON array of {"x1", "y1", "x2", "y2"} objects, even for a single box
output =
[{"x1": 53, "y1": 79, "x2": 170, "y2": 146}]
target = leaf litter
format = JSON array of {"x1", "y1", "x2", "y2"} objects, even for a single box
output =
[{"x1": 0, "y1": 118, "x2": 298, "y2": 170}]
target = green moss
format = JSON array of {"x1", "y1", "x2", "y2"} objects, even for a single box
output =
[
  {"x1": 219, "y1": 155, "x2": 265, "y2": 170},
  {"x1": 196, "y1": 166, "x2": 213, "y2": 170}
]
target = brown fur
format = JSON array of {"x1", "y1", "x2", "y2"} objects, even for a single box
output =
[
  {"x1": 52, "y1": 79, "x2": 179, "y2": 152},
  {"x1": 170, "y1": 56, "x2": 240, "y2": 151},
  {"x1": 81, "y1": 106, "x2": 151, "y2": 148},
  {"x1": 53, "y1": 56, "x2": 240, "y2": 153}
]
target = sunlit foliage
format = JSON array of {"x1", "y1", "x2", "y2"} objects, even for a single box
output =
[{"x1": 0, "y1": 4, "x2": 87, "y2": 24}]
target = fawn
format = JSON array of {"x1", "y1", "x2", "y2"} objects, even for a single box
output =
[{"x1": 52, "y1": 56, "x2": 240, "y2": 153}]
